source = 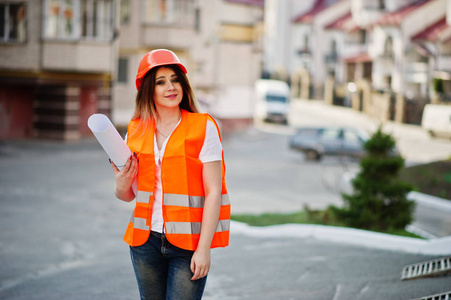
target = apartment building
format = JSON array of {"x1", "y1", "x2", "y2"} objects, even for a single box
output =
[
  {"x1": 292, "y1": 0, "x2": 350, "y2": 100},
  {"x1": 0, "y1": 0, "x2": 263, "y2": 140},
  {"x1": 114, "y1": 0, "x2": 264, "y2": 133},
  {"x1": 0, "y1": 0, "x2": 119, "y2": 139},
  {"x1": 366, "y1": 0, "x2": 449, "y2": 123},
  {"x1": 113, "y1": 0, "x2": 197, "y2": 127},
  {"x1": 266, "y1": 0, "x2": 450, "y2": 124}
]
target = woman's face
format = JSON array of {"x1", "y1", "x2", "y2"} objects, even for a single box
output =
[{"x1": 153, "y1": 67, "x2": 183, "y2": 111}]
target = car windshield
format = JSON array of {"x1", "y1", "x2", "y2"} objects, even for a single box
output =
[
  {"x1": 320, "y1": 129, "x2": 341, "y2": 140},
  {"x1": 344, "y1": 130, "x2": 361, "y2": 142},
  {"x1": 266, "y1": 94, "x2": 287, "y2": 103}
]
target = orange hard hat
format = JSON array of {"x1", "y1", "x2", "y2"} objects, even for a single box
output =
[{"x1": 135, "y1": 49, "x2": 187, "y2": 91}]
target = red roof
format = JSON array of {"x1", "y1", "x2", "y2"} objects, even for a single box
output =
[
  {"x1": 374, "y1": 0, "x2": 430, "y2": 26},
  {"x1": 225, "y1": 0, "x2": 264, "y2": 6},
  {"x1": 412, "y1": 18, "x2": 450, "y2": 42},
  {"x1": 293, "y1": 0, "x2": 338, "y2": 23},
  {"x1": 324, "y1": 11, "x2": 360, "y2": 32}
]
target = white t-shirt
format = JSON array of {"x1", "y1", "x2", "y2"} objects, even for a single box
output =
[{"x1": 152, "y1": 120, "x2": 222, "y2": 233}]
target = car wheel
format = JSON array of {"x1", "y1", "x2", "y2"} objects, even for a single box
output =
[{"x1": 305, "y1": 149, "x2": 320, "y2": 161}]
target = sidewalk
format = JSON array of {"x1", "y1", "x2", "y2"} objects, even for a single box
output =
[{"x1": 204, "y1": 225, "x2": 451, "y2": 300}]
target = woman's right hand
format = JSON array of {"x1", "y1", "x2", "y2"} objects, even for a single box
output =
[{"x1": 110, "y1": 153, "x2": 138, "y2": 202}]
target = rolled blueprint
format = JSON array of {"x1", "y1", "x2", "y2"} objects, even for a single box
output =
[{"x1": 88, "y1": 114, "x2": 137, "y2": 195}]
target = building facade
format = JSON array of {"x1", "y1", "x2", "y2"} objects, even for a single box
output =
[
  {"x1": 0, "y1": 0, "x2": 119, "y2": 139},
  {"x1": 1, "y1": 0, "x2": 263, "y2": 139},
  {"x1": 265, "y1": 0, "x2": 451, "y2": 125},
  {"x1": 114, "y1": 0, "x2": 264, "y2": 133}
]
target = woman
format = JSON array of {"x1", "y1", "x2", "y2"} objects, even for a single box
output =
[{"x1": 110, "y1": 49, "x2": 230, "y2": 300}]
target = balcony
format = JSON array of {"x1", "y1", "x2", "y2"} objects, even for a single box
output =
[
  {"x1": 141, "y1": 25, "x2": 195, "y2": 49},
  {"x1": 296, "y1": 48, "x2": 311, "y2": 60},
  {"x1": 437, "y1": 55, "x2": 451, "y2": 72},
  {"x1": 41, "y1": 41, "x2": 113, "y2": 73},
  {"x1": 325, "y1": 53, "x2": 338, "y2": 63},
  {"x1": 405, "y1": 62, "x2": 428, "y2": 83},
  {"x1": 343, "y1": 43, "x2": 367, "y2": 59}
]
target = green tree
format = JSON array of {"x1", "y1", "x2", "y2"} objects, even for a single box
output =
[{"x1": 329, "y1": 127, "x2": 415, "y2": 231}]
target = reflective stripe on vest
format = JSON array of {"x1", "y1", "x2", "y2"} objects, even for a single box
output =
[
  {"x1": 136, "y1": 191, "x2": 152, "y2": 204},
  {"x1": 164, "y1": 194, "x2": 230, "y2": 208},
  {"x1": 166, "y1": 219, "x2": 230, "y2": 235},
  {"x1": 124, "y1": 110, "x2": 230, "y2": 250},
  {"x1": 130, "y1": 215, "x2": 150, "y2": 231},
  {"x1": 164, "y1": 194, "x2": 230, "y2": 235}
]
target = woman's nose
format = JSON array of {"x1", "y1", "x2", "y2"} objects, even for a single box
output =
[{"x1": 167, "y1": 81, "x2": 175, "y2": 91}]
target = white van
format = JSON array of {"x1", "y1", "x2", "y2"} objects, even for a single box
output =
[
  {"x1": 254, "y1": 79, "x2": 290, "y2": 124},
  {"x1": 421, "y1": 104, "x2": 451, "y2": 138}
]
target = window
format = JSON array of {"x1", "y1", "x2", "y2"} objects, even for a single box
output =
[
  {"x1": 304, "y1": 34, "x2": 309, "y2": 52},
  {"x1": 44, "y1": 0, "x2": 78, "y2": 39},
  {"x1": 383, "y1": 36, "x2": 393, "y2": 57},
  {"x1": 194, "y1": 7, "x2": 200, "y2": 32},
  {"x1": 321, "y1": 129, "x2": 341, "y2": 141},
  {"x1": 358, "y1": 29, "x2": 367, "y2": 44},
  {"x1": 43, "y1": 0, "x2": 113, "y2": 40},
  {"x1": 143, "y1": 0, "x2": 194, "y2": 26},
  {"x1": 82, "y1": 0, "x2": 113, "y2": 40},
  {"x1": 120, "y1": 0, "x2": 131, "y2": 25},
  {"x1": 266, "y1": 94, "x2": 287, "y2": 103},
  {"x1": 364, "y1": 0, "x2": 384, "y2": 10},
  {"x1": 327, "y1": 40, "x2": 338, "y2": 62},
  {"x1": 343, "y1": 130, "x2": 360, "y2": 143},
  {"x1": 0, "y1": 3, "x2": 26, "y2": 42},
  {"x1": 117, "y1": 57, "x2": 128, "y2": 83}
]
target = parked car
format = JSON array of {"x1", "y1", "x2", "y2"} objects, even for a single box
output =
[
  {"x1": 421, "y1": 104, "x2": 451, "y2": 138},
  {"x1": 289, "y1": 127, "x2": 371, "y2": 160},
  {"x1": 254, "y1": 79, "x2": 290, "y2": 124}
]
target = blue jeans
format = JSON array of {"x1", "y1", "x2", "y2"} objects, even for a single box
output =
[{"x1": 130, "y1": 231, "x2": 207, "y2": 300}]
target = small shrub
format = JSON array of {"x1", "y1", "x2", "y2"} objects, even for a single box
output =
[{"x1": 329, "y1": 126, "x2": 415, "y2": 231}]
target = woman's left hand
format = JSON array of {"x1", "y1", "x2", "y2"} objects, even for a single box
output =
[{"x1": 190, "y1": 248, "x2": 211, "y2": 281}]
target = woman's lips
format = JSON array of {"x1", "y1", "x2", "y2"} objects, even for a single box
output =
[{"x1": 165, "y1": 94, "x2": 178, "y2": 100}]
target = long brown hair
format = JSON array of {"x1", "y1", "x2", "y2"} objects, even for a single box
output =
[{"x1": 132, "y1": 64, "x2": 199, "y2": 125}]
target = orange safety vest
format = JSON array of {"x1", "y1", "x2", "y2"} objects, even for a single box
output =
[{"x1": 124, "y1": 109, "x2": 230, "y2": 250}]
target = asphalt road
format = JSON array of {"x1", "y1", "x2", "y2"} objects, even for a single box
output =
[
  {"x1": 0, "y1": 99, "x2": 450, "y2": 299},
  {"x1": 0, "y1": 132, "x2": 450, "y2": 299}
]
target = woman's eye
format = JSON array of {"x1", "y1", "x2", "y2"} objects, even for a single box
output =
[{"x1": 156, "y1": 80, "x2": 165, "y2": 85}]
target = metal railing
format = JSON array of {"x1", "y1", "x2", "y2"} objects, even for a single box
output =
[{"x1": 401, "y1": 256, "x2": 451, "y2": 280}]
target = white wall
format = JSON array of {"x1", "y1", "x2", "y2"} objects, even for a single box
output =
[
  {"x1": 311, "y1": 0, "x2": 351, "y2": 86},
  {"x1": 402, "y1": 0, "x2": 447, "y2": 41},
  {"x1": 448, "y1": 0, "x2": 451, "y2": 24},
  {"x1": 351, "y1": 0, "x2": 384, "y2": 27},
  {"x1": 264, "y1": 0, "x2": 314, "y2": 74}
]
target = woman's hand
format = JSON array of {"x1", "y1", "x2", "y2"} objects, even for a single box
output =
[
  {"x1": 190, "y1": 248, "x2": 211, "y2": 281},
  {"x1": 111, "y1": 153, "x2": 138, "y2": 202}
]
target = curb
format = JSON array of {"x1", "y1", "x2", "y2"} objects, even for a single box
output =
[
  {"x1": 408, "y1": 191, "x2": 451, "y2": 213},
  {"x1": 230, "y1": 221, "x2": 451, "y2": 256}
]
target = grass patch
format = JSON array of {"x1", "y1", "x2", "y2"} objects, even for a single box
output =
[
  {"x1": 400, "y1": 160, "x2": 451, "y2": 200},
  {"x1": 231, "y1": 207, "x2": 423, "y2": 239}
]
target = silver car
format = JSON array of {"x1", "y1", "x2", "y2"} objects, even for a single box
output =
[{"x1": 289, "y1": 127, "x2": 370, "y2": 160}]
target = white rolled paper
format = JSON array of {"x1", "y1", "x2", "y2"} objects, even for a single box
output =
[{"x1": 88, "y1": 114, "x2": 137, "y2": 196}]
